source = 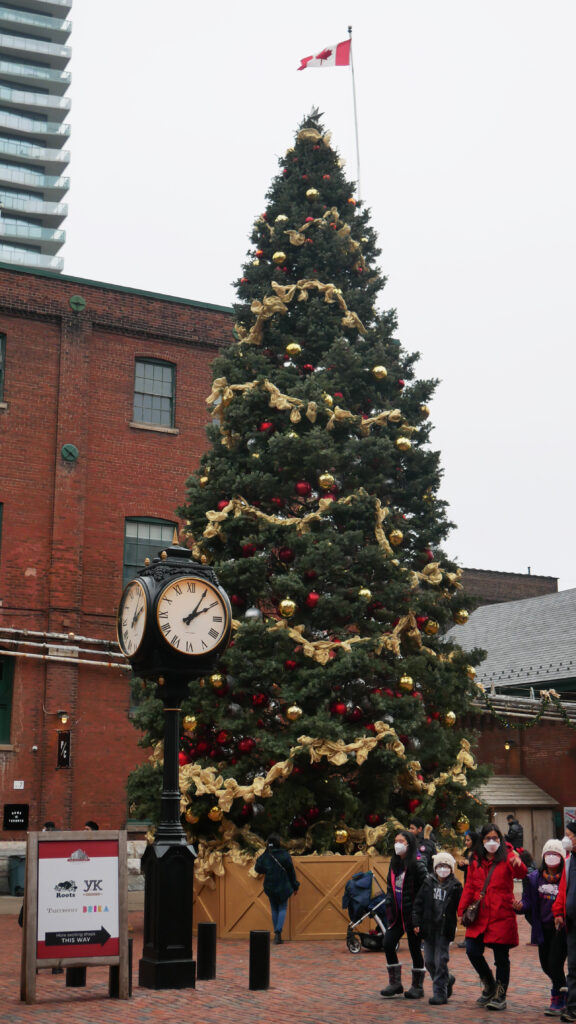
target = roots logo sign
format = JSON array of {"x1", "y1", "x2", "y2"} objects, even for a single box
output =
[{"x1": 54, "y1": 880, "x2": 77, "y2": 899}]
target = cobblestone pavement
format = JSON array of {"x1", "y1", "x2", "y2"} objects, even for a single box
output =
[{"x1": 0, "y1": 908, "x2": 562, "y2": 1024}]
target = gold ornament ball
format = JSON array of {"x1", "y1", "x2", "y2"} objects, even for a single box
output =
[
  {"x1": 251, "y1": 452, "x2": 260, "y2": 459},
  {"x1": 318, "y1": 472, "x2": 335, "y2": 490},
  {"x1": 455, "y1": 814, "x2": 470, "y2": 834},
  {"x1": 335, "y1": 828, "x2": 349, "y2": 844},
  {"x1": 389, "y1": 529, "x2": 404, "y2": 547},
  {"x1": 306, "y1": 187, "x2": 320, "y2": 201},
  {"x1": 279, "y1": 598, "x2": 297, "y2": 618},
  {"x1": 372, "y1": 365, "x2": 388, "y2": 380},
  {"x1": 185, "y1": 808, "x2": 199, "y2": 824},
  {"x1": 182, "y1": 715, "x2": 197, "y2": 732},
  {"x1": 424, "y1": 619, "x2": 440, "y2": 636},
  {"x1": 275, "y1": 213, "x2": 288, "y2": 223},
  {"x1": 285, "y1": 342, "x2": 302, "y2": 357},
  {"x1": 466, "y1": 665, "x2": 477, "y2": 681},
  {"x1": 208, "y1": 806, "x2": 223, "y2": 822},
  {"x1": 199, "y1": 475, "x2": 209, "y2": 487},
  {"x1": 358, "y1": 587, "x2": 372, "y2": 601},
  {"x1": 322, "y1": 392, "x2": 334, "y2": 407},
  {"x1": 252, "y1": 258, "x2": 260, "y2": 266},
  {"x1": 399, "y1": 673, "x2": 414, "y2": 692},
  {"x1": 395, "y1": 436, "x2": 412, "y2": 452},
  {"x1": 287, "y1": 704, "x2": 303, "y2": 721},
  {"x1": 453, "y1": 609, "x2": 470, "y2": 625},
  {"x1": 272, "y1": 250, "x2": 287, "y2": 265},
  {"x1": 444, "y1": 711, "x2": 457, "y2": 727},
  {"x1": 419, "y1": 404, "x2": 430, "y2": 419},
  {"x1": 209, "y1": 672, "x2": 225, "y2": 688},
  {"x1": 287, "y1": 431, "x2": 299, "y2": 439}
]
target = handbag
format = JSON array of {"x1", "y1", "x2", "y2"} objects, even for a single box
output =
[{"x1": 461, "y1": 863, "x2": 496, "y2": 926}]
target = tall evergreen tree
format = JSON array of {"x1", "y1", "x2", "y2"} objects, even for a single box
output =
[{"x1": 128, "y1": 111, "x2": 487, "y2": 855}]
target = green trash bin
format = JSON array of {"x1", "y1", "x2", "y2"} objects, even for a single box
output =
[{"x1": 8, "y1": 855, "x2": 26, "y2": 896}]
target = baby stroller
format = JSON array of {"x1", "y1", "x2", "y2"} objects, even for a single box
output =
[{"x1": 342, "y1": 870, "x2": 388, "y2": 954}]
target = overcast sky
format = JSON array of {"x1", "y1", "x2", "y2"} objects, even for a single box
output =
[{"x1": 64, "y1": 2, "x2": 576, "y2": 589}]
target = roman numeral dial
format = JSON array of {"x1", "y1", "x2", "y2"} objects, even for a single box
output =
[
  {"x1": 155, "y1": 576, "x2": 231, "y2": 656},
  {"x1": 116, "y1": 579, "x2": 148, "y2": 657}
]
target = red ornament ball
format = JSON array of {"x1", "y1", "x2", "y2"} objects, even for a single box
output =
[
  {"x1": 295, "y1": 481, "x2": 312, "y2": 498},
  {"x1": 332, "y1": 701, "x2": 347, "y2": 716},
  {"x1": 303, "y1": 569, "x2": 318, "y2": 581},
  {"x1": 305, "y1": 591, "x2": 320, "y2": 609},
  {"x1": 231, "y1": 594, "x2": 246, "y2": 608},
  {"x1": 259, "y1": 420, "x2": 274, "y2": 432},
  {"x1": 305, "y1": 216, "x2": 314, "y2": 223},
  {"x1": 178, "y1": 751, "x2": 190, "y2": 766},
  {"x1": 278, "y1": 547, "x2": 295, "y2": 563},
  {"x1": 284, "y1": 659, "x2": 298, "y2": 671},
  {"x1": 237, "y1": 737, "x2": 256, "y2": 754},
  {"x1": 397, "y1": 379, "x2": 405, "y2": 389},
  {"x1": 217, "y1": 499, "x2": 229, "y2": 511},
  {"x1": 271, "y1": 496, "x2": 284, "y2": 507},
  {"x1": 241, "y1": 543, "x2": 257, "y2": 557},
  {"x1": 302, "y1": 364, "x2": 315, "y2": 374}
]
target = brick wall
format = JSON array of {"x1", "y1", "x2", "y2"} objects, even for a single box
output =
[
  {"x1": 461, "y1": 568, "x2": 558, "y2": 606},
  {"x1": 0, "y1": 266, "x2": 233, "y2": 836}
]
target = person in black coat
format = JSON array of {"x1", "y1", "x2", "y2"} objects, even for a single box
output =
[
  {"x1": 506, "y1": 814, "x2": 524, "y2": 850},
  {"x1": 254, "y1": 834, "x2": 299, "y2": 944},
  {"x1": 380, "y1": 829, "x2": 428, "y2": 1000},
  {"x1": 413, "y1": 851, "x2": 463, "y2": 1005}
]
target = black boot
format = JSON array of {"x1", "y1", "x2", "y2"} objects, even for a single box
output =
[
  {"x1": 404, "y1": 967, "x2": 426, "y2": 999},
  {"x1": 380, "y1": 964, "x2": 403, "y2": 997},
  {"x1": 447, "y1": 973, "x2": 455, "y2": 999},
  {"x1": 486, "y1": 982, "x2": 507, "y2": 1011},
  {"x1": 273, "y1": 931, "x2": 283, "y2": 944},
  {"x1": 476, "y1": 968, "x2": 497, "y2": 1007}
]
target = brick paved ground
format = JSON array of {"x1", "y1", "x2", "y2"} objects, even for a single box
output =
[{"x1": 0, "y1": 907, "x2": 563, "y2": 1024}]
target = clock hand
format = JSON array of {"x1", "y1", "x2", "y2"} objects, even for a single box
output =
[
  {"x1": 131, "y1": 604, "x2": 143, "y2": 628},
  {"x1": 183, "y1": 589, "x2": 207, "y2": 625},
  {"x1": 192, "y1": 600, "x2": 219, "y2": 618}
]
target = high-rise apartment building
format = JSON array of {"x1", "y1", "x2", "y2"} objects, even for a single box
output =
[{"x1": 0, "y1": 0, "x2": 71, "y2": 272}]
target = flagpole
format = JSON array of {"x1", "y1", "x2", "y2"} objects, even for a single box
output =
[{"x1": 348, "y1": 25, "x2": 361, "y2": 202}]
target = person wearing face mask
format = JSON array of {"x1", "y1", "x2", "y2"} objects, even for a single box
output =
[
  {"x1": 521, "y1": 839, "x2": 567, "y2": 1016},
  {"x1": 552, "y1": 824, "x2": 576, "y2": 1022},
  {"x1": 458, "y1": 822, "x2": 528, "y2": 1011},
  {"x1": 412, "y1": 851, "x2": 463, "y2": 1005},
  {"x1": 380, "y1": 829, "x2": 428, "y2": 1000}
]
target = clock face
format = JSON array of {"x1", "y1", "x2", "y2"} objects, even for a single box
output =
[
  {"x1": 156, "y1": 576, "x2": 231, "y2": 655},
  {"x1": 117, "y1": 579, "x2": 148, "y2": 657}
]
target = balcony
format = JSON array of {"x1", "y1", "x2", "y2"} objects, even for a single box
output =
[
  {"x1": 0, "y1": 164, "x2": 69, "y2": 200},
  {"x1": 0, "y1": 7, "x2": 71, "y2": 44},
  {"x1": 0, "y1": 84, "x2": 70, "y2": 120},
  {"x1": 0, "y1": 137, "x2": 70, "y2": 174},
  {"x1": 0, "y1": 110, "x2": 70, "y2": 141},
  {"x1": 0, "y1": 32, "x2": 71, "y2": 70},
  {"x1": 0, "y1": 59, "x2": 70, "y2": 95},
  {"x1": 17, "y1": 1, "x2": 71, "y2": 17},
  {"x1": 0, "y1": 192, "x2": 67, "y2": 226},
  {"x1": 0, "y1": 245, "x2": 64, "y2": 271},
  {"x1": 0, "y1": 219, "x2": 65, "y2": 254}
]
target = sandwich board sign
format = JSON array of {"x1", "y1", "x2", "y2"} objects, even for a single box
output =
[{"x1": 20, "y1": 830, "x2": 129, "y2": 1003}]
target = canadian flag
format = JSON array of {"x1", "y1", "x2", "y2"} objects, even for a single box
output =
[{"x1": 298, "y1": 39, "x2": 351, "y2": 71}]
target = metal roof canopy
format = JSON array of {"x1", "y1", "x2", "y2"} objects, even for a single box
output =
[{"x1": 476, "y1": 775, "x2": 558, "y2": 808}]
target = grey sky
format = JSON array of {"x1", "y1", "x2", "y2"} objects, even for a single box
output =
[{"x1": 64, "y1": 1, "x2": 576, "y2": 588}]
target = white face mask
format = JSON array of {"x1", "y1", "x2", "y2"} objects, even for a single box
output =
[
  {"x1": 484, "y1": 839, "x2": 500, "y2": 853},
  {"x1": 544, "y1": 854, "x2": 562, "y2": 868},
  {"x1": 394, "y1": 842, "x2": 408, "y2": 856},
  {"x1": 562, "y1": 836, "x2": 574, "y2": 851},
  {"x1": 436, "y1": 866, "x2": 451, "y2": 878}
]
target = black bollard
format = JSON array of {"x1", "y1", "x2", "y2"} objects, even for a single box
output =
[
  {"x1": 196, "y1": 922, "x2": 217, "y2": 980},
  {"x1": 65, "y1": 966, "x2": 86, "y2": 987},
  {"x1": 248, "y1": 930, "x2": 270, "y2": 990}
]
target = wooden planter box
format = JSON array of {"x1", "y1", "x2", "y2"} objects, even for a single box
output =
[{"x1": 193, "y1": 854, "x2": 390, "y2": 941}]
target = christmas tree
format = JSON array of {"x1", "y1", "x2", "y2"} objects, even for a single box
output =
[{"x1": 128, "y1": 111, "x2": 487, "y2": 857}]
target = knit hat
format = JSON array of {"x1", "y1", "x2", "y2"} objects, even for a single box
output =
[
  {"x1": 433, "y1": 851, "x2": 455, "y2": 871},
  {"x1": 542, "y1": 839, "x2": 566, "y2": 859}
]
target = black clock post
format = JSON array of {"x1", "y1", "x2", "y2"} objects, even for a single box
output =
[{"x1": 117, "y1": 540, "x2": 232, "y2": 990}]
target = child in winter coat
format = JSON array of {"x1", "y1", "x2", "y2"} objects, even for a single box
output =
[
  {"x1": 521, "y1": 838, "x2": 567, "y2": 1016},
  {"x1": 412, "y1": 851, "x2": 463, "y2": 1005}
]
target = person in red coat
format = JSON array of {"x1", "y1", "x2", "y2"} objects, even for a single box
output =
[{"x1": 458, "y1": 822, "x2": 528, "y2": 1011}]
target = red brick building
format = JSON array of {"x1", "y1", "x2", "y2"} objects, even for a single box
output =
[{"x1": 0, "y1": 265, "x2": 232, "y2": 838}]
